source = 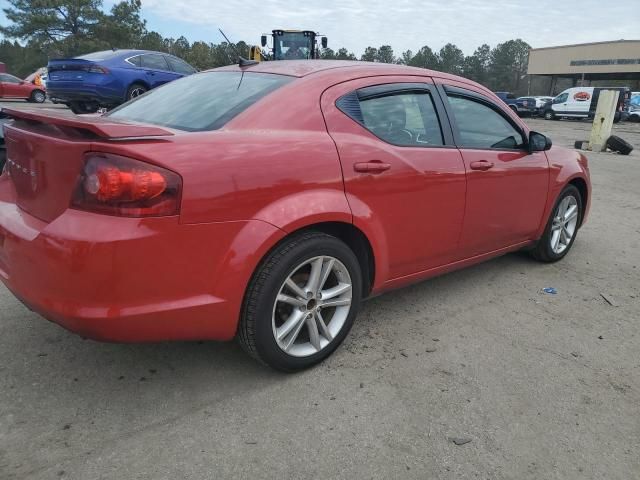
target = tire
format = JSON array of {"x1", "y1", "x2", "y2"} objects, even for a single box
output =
[
  {"x1": 613, "y1": 112, "x2": 621, "y2": 124},
  {"x1": 509, "y1": 106, "x2": 518, "y2": 116},
  {"x1": 29, "y1": 90, "x2": 46, "y2": 103},
  {"x1": 238, "y1": 231, "x2": 363, "y2": 371},
  {"x1": 606, "y1": 135, "x2": 633, "y2": 155},
  {"x1": 531, "y1": 185, "x2": 582, "y2": 263},
  {"x1": 126, "y1": 83, "x2": 147, "y2": 101},
  {"x1": 68, "y1": 101, "x2": 99, "y2": 115},
  {"x1": 544, "y1": 109, "x2": 556, "y2": 120}
]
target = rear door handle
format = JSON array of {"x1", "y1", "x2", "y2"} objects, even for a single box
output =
[
  {"x1": 469, "y1": 160, "x2": 494, "y2": 171},
  {"x1": 146, "y1": 71, "x2": 155, "y2": 76},
  {"x1": 353, "y1": 161, "x2": 391, "y2": 174}
]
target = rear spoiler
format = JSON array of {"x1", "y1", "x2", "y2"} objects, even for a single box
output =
[{"x1": 1, "y1": 107, "x2": 175, "y2": 139}]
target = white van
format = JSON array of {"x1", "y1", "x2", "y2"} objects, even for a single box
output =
[{"x1": 542, "y1": 87, "x2": 630, "y2": 122}]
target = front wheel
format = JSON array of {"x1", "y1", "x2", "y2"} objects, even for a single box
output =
[
  {"x1": 29, "y1": 90, "x2": 46, "y2": 103},
  {"x1": 531, "y1": 185, "x2": 582, "y2": 262},
  {"x1": 238, "y1": 232, "x2": 363, "y2": 371},
  {"x1": 544, "y1": 110, "x2": 556, "y2": 120}
]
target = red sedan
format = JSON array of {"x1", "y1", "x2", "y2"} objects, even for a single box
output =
[
  {"x1": 0, "y1": 72, "x2": 46, "y2": 103},
  {"x1": 0, "y1": 61, "x2": 590, "y2": 371}
]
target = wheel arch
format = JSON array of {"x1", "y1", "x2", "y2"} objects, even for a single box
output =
[
  {"x1": 252, "y1": 221, "x2": 376, "y2": 299},
  {"x1": 568, "y1": 177, "x2": 588, "y2": 226}
]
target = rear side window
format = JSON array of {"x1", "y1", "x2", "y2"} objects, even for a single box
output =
[
  {"x1": 447, "y1": 95, "x2": 524, "y2": 150},
  {"x1": 140, "y1": 54, "x2": 169, "y2": 70},
  {"x1": 166, "y1": 56, "x2": 196, "y2": 75},
  {"x1": 338, "y1": 89, "x2": 443, "y2": 147},
  {"x1": 127, "y1": 55, "x2": 142, "y2": 67},
  {"x1": 108, "y1": 72, "x2": 293, "y2": 131}
]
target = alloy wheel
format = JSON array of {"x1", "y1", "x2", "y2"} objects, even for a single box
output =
[
  {"x1": 130, "y1": 87, "x2": 146, "y2": 99},
  {"x1": 272, "y1": 256, "x2": 352, "y2": 357},
  {"x1": 550, "y1": 195, "x2": 579, "y2": 254}
]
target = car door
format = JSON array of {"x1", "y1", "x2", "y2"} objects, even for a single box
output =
[
  {"x1": 0, "y1": 74, "x2": 27, "y2": 98},
  {"x1": 139, "y1": 54, "x2": 179, "y2": 88},
  {"x1": 552, "y1": 92, "x2": 569, "y2": 114},
  {"x1": 321, "y1": 77, "x2": 467, "y2": 279},
  {"x1": 437, "y1": 83, "x2": 549, "y2": 257}
]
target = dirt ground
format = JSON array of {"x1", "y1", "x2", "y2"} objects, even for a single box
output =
[{"x1": 1, "y1": 104, "x2": 639, "y2": 479}]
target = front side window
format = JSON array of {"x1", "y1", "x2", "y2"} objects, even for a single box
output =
[
  {"x1": 338, "y1": 89, "x2": 444, "y2": 147},
  {"x1": 553, "y1": 93, "x2": 569, "y2": 104},
  {"x1": 447, "y1": 95, "x2": 524, "y2": 150},
  {"x1": 166, "y1": 56, "x2": 196, "y2": 75},
  {"x1": 108, "y1": 71, "x2": 293, "y2": 131},
  {"x1": 140, "y1": 54, "x2": 169, "y2": 71},
  {"x1": 0, "y1": 74, "x2": 21, "y2": 84}
]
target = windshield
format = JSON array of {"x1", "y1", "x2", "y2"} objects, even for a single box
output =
[
  {"x1": 273, "y1": 32, "x2": 313, "y2": 60},
  {"x1": 108, "y1": 71, "x2": 293, "y2": 131}
]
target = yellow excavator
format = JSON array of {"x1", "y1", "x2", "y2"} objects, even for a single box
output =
[{"x1": 250, "y1": 30, "x2": 328, "y2": 61}]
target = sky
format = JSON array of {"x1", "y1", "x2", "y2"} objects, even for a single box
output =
[{"x1": 1, "y1": 0, "x2": 639, "y2": 55}]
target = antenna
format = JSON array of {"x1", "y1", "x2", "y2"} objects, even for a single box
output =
[{"x1": 218, "y1": 28, "x2": 241, "y2": 64}]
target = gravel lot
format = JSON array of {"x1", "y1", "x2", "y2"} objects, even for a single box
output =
[{"x1": 1, "y1": 105, "x2": 639, "y2": 479}]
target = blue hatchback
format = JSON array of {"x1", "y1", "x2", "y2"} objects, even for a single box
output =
[{"x1": 46, "y1": 49, "x2": 197, "y2": 114}]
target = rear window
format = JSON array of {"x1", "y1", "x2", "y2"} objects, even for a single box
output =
[{"x1": 108, "y1": 72, "x2": 293, "y2": 131}]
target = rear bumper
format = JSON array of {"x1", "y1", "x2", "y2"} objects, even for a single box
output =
[
  {"x1": 0, "y1": 177, "x2": 282, "y2": 342},
  {"x1": 46, "y1": 82, "x2": 124, "y2": 105}
]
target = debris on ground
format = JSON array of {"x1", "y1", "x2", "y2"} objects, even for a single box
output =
[
  {"x1": 425, "y1": 347, "x2": 437, "y2": 353},
  {"x1": 606, "y1": 135, "x2": 633, "y2": 155},
  {"x1": 541, "y1": 287, "x2": 558, "y2": 295},
  {"x1": 449, "y1": 437, "x2": 472, "y2": 446},
  {"x1": 600, "y1": 293, "x2": 618, "y2": 307}
]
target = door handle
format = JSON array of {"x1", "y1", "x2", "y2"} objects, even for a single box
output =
[
  {"x1": 354, "y1": 161, "x2": 391, "y2": 174},
  {"x1": 469, "y1": 160, "x2": 494, "y2": 171},
  {"x1": 146, "y1": 71, "x2": 155, "y2": 76}
]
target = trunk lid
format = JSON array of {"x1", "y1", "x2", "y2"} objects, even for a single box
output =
[
  {"x1": 2, "y1": 108, "x2": 174, "y2": 223},
  {"x1": 47, "y1": 58, "x2": 100, "y2": 82}
]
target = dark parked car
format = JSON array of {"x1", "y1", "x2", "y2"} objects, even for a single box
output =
[
  {"x1": 495, "y1": 91, "x2": 537, "y2": 116},
  {"x1": 46, "y1": 49, "x2": 197, "y2": 114}
]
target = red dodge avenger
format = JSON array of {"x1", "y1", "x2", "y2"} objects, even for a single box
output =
[{"x1": 0, "y1": 61, "x2": 590, "y2": 371}]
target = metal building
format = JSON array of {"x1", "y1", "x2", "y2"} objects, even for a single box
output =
[{"x1": 528, "y1": 40, "x2": 640, "y2": 93}]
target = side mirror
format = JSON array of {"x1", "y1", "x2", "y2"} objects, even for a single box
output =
[
  {"x1": 529, "y1": 131, "x2": 552, "y2": 152},
  {"x1": 261, "y1": 35, "x2": 267, "y2": 47},
  {"x1": 321, "y1": 37, "x2": 328, "y2": 49}
]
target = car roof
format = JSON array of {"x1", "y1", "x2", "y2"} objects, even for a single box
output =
[{"x1": 214, "y1": 60, "x2": 463, "y2": 80}]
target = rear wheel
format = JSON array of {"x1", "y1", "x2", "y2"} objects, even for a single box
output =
[
  {"x1": 531, "y1": 185, "x2": 582, "y2": 263},
  {"x1": 238, "y1": 232, "x2": 362, "y2": 371},
  {"x1": 29, "y1": 90, "x2": 46, "y2": 103},
  {"x1": 127, "y1": 83, "x2": 147, "y2": 101}
]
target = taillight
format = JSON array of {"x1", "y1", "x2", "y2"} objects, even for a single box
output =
[
  {"x1": 87, "y1": 65, "x2": 109, "y2": 74},
  {"x1": 72, "y1": 153, "x2": 182, "y2": 217}
]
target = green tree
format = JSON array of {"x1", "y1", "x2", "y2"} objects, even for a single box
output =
[
  {"x1": 1, "y1": 0, "x2": 104, "y2": 55},
  {"x1": 360, "y1": 46, "x2": 377, "y2": 62},
  {"x1": 398, "y1": 49, "x2": 413, "y2": 65},
  {"x1": 463, "y1": 43, "x2": 491, "y2": 84},
  {"x1": 320, "y1": 47, "x2": 336, "y2": 59},
  {"x1": 96, "y1": 0, "x2": 146, "y2": 49},
  {"x1": 408, "y1": 45, "x2": 439, "y2": 70},
  {"x1": 335, "y1": 48, "x2": 356, "y2": 60},
  {"x1": 438, "y1": 43, "x2": 464, "y2": 74},
  {"x1": 376, "y1": 45, "x2": 395, "y2": 64},
  {"x1": 489, "y1": 39, "x2": 531, "y2": 92}
]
